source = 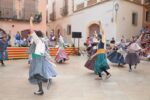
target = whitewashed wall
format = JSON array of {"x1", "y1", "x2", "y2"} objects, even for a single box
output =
[
  {"x1": 116, "y1": 0, "x2": 143, "y2": 41},
  {"x1": 48, "y1": 0, "x2": 144, "y2": 47},
  {"x1": 49, "y1": 1, "x2": 116, "y2": 47}
]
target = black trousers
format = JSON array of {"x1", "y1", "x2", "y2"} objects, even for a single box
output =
[
  {"x1": 0, "y1": 60, "x2": 4, "y2": 65},
  {"x1": 98, "y1": 69, "x2": 110, "y2": 77}
]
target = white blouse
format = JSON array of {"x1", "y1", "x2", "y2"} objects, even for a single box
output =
[{"x1": 31, "y1": 32, "x2": 45, "y2": 56}]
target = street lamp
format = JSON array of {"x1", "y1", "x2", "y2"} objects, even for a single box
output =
[{"x1": 115, "y1": 3, "x2": 119, "y2": 14}]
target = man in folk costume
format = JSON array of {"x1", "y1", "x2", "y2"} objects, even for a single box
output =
[
  {"x1": 28, "y1": 17, "x2": 57, "y2": 95},
  {"x1": 0, "y1": 32, "x2": 11, "y2": 66},
  {"x1": 55, "y1": 32, "x2": 69, "y2": 63},
  {"x1": 90, "y1": 21, "x2": 111, "y2": 80},
  {"x1": 125, "y1": 37, "x2": 142, "y2": 72}
]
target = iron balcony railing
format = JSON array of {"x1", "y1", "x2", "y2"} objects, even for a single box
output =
[
  {"x1": 60, "y1": 6, "x2": 68, "y2": 16},
  {"x1": 0, "y1": 8, "x2": 14, "y2": 19},
  {"x1": 0, "y1": 8, "x2": 41, "y2": 23},
  {"x1": 49, "y1": 12, "x2": 56, "y2": 21}
]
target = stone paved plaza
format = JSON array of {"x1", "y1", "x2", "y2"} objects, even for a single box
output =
[{"x1": 0, "y1": 56, "x2": 150, "y2": 100}]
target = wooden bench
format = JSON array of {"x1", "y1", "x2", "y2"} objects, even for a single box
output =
[{"x1": 7, "y1": 47, "x2": 78, "y2": 59}]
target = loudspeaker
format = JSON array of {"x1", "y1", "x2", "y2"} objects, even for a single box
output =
[{"x1": 72, "y1": 32, "x2": 82, "y2": 38}]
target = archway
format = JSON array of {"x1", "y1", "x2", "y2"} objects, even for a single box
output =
[
  {"x1": 88, "y1": 23, "x2": 100, "y2": 37},
  {"x1": 86, "y1": 21, "x2": 100, "y2": 38}
]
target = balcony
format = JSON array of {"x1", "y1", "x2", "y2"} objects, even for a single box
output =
[
  {"x1": 0, "y1": 8, "x2": 15, "y2": 19},
  {"x1": 87, "y1": 0, "x2": 97, "y2": 6},
  {"x1": 131, "y1": 0, "x2": 142, "y2": 4},
  {"x1": 0, "y1": 8, "x2": 41, "y2": 23},
  {"x1": 126, "y1": 0, "x2": 143, "y2": 5},
  {"x1": 76, "y1": 3, "x2": 84, "y2": 11},
  {"x1": 74, "y1": 0, "x2": 110, "y2": 11},
  {"x1": 60, "y1": 6, "x2": 68, "y2": 17},
  {"x1": 144, "y1": 0, "x2": 150, "y2": 8},
  {"x1": 49, "y1": 12, "x2": 56, "y2": 21}
]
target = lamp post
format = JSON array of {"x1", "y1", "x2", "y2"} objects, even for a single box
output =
[
  {"x1": 114, "y1": 2, "x2": 119, "y2": 22},
  {"x1": 113, "y1": 0, "x2": 119, "y2": 42}
]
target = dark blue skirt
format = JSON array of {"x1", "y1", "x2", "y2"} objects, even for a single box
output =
[
  {"x1": 107, "y1": 51, "x2": 125, "y2": 65},
  {"x1": 0, "y1": 50, "x2": 8, "y2": 60}
]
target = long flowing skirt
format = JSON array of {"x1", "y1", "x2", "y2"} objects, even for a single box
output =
[
  {"x1": 29, "y1": 56, "x2": 57, "y2": 84},
  {"x1": 0, "y1": 50, "x2": 8, "y2": 60},
  {"x1": 107, "y1": 51, "x2": 126, "y2": 65},
  {"x1": 94, "y1": 53, "x2": 109, "y2": 74},
  {"x1": 125, "y1": 53, "x2": 140, "y2": 65},
  {"x1": 84, "y1": 56, "x2": 97, "y2": 71},
  {"x1": 55, "y1": 49, "x2": 69, "y2": 63}
]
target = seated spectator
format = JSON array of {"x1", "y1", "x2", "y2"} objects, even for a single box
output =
[
  {"x1": 14, "y1": 32, "x2": 21, "y2": 47},
  {"x1": 141, "y1": 26, "x2": 149, "y2": 34},
  {"x1": 110, "y1": 37, "x2": 116, "y2": 44}
]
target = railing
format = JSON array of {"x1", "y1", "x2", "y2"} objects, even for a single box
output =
[
  {"x1": 0, "y1": 8, "x2": 14, "y2": 19},
  {"x1": 60, "y1": 6, "x2": 68, "y2": 16},
  {"x1": 87, "y1": 0, "x2": 97, "y2": 6},
  {"x1": 50, "y1": 12, "x2": 56, "y2": 21},
  {"x1": 0, "y1": 8, "x2": 41, "y2": 23},
  {"x1": 76, "y1": 3, "x2": 84, "y2": 10},
  {"x1": 132, "y1": 0, "x2": 142, "y2": 4},
  {"x1": 75, "y1": 0, "x2": 110, "y2": 11},
  {"x1": 126, "y1": 0, "x2": 143, "y2": 4},
  {"x1": 144, "y1": 0, "x2": 150, "y2": 6},
  {"x1": 0, "y1": 0, "x2": 41, "y2": 23}
]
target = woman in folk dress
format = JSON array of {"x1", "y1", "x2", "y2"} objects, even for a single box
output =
[
  {"x1": 55, "y1": 32, "x2": 69, "y2": 63},
  {"x1": 89, "y1": 22, "x2": 111, "y2": 80},
  {"x1": 28, "y1": 17, "x2": 57, "y2": 95},
  {"x1": 125, "y1": 38, "x2": 142, "y2": 72}
]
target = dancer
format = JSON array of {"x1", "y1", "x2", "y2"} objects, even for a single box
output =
[
  {"x1": 28, "y1": 17, "x2": 57, "y2": 95},
  {"x1": 55, "y1": 31, "x2": 69, "y2": 63},
  {"x1": 0, "y1": 33, "x2": 11, "y2": 66},
  {"x1": 49, "y1": 30, "x2": 56, "y2": 47},
  {"x1": 125, "y1": 37, "x2": 142, "y2": 72},
  {"x1": 84, "y1": 32, "x2": 99, "y2": 71},
  {"x1": 107, "y1": 39, "x2": 126, "y2": 66},
  {"x1": 90, "y1": 22, "x2": 111, "y2": 80}
]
